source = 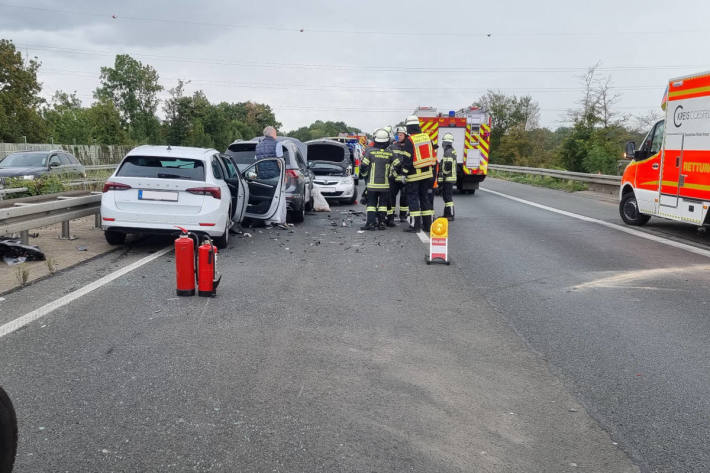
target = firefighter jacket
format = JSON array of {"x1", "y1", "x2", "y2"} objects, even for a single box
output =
[
  {"x1": 392, "y1": 137, "x2": 433, "y2": 183},
  {"x1": 438, "y1": 144, "x2": 457, "y2": 183},
  {"x1": 360, "y1": 146, "x2": 393, "y2": 191},
  {"x1": 410, "y1": 133, "x2": 436, "y2": 168}
]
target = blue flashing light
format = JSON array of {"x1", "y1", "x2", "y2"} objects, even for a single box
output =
[{"x1": 448, "y1": 110, "x2": 455, "y2": 117}]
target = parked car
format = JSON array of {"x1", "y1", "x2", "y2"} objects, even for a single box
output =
[
  {"x1": 101, "y1": 145, "x2": 284, "y2": 248},
  {"x1": 0, "y1": 150, "x2": 85, "y2": 186},
  {"x1": 0, "y1": 386, "x2": 17, "y2": 473},
  {"x1": 305, "y1": 139, "x2": 357, "y2": 205},
  {"x1": 224, "y1": 136, "x2": 313, "y2": 223}
]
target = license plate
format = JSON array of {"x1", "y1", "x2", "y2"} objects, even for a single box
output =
[
  {"x1": 320, "y1": 187, "x2": 335, "y2": 193},
  {"x1": 138, "y1": 190, "x2": 179, "y2": 202}
]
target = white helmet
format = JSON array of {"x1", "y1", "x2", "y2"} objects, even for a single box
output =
[
  {"x1": 395, "y1": 126, "x2": 407, "y2": 135},
  {"x1": 384, "y1": 125, "x2": 393, "y2": 134},
  {"x1": 442, "y1": 133, "x2": 454, "y2": 143},
  {"x1": 405, "y1": 115, "x2": 420, "y2": 126},
  {"x1": 373, "y1": 128, "x2": 390, "y2": 143}
]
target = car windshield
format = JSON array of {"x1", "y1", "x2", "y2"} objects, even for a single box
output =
[
  {"x1": 226, "y1": 144, "x2": 258, "y2": 171},
  {"x1": 311, "y1": 162, "x2": 347, "y2": 176},
  {"x1": 0, "y1": 152, "x2": 48, "y2": 168},
  {"x1": 116, "y1": 156, "x2": 205, "y2": 180},
  {"x1": 307, "y1": 144, "x2": 346, "y2": 163}
]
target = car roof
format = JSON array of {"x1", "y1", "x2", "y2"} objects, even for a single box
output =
[
  {"x1": 305, "y1": 139, "x2": 348, "y2": 148},
  {"x1": 126, "y1": 145, "x2": 218, "y2": 161}
]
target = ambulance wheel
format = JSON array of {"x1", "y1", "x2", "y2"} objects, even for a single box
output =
[
  {"x1": 0, "y1": 387, "x2": 18, "y2": 473},
  {"x1": 104, "y1": 230, "x2": 126, "y2": 245},
  {"x1": 620, "y1": 193, "x2": 650, "y2": 226}
]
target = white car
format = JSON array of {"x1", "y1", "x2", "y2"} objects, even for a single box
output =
[
  {"x1": 101, "y1": 145, "x2": 284, "y2": 248},
  {"x1": 305, "y1": 139, "x2": 357, "y2": 205}
]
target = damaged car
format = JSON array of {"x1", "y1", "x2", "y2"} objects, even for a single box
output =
[{"x1": 305, "y1": 139, "x2": 357, "y2": 205}]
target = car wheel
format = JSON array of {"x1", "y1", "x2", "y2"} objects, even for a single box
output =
[
  {"x1": 104, "y1": 230, "x2": 126, "y2": 245},
  {"x1": 619, "y1": 192, "x2": 651, "y2": 226},
  {"x1": 288, "y1": 205, "x2": 305, "y2": 223},
  {"x1": 0, "y1": 387, "x2": 18, "y2": 473}
]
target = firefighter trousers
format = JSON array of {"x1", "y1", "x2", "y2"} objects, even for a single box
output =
[
  {"x1": 387, "y1": 181, "x2": 409, "y2": 223},
  {"x1": 366, "y1": 190, "x2": 389, "y2": 227},
  {"x1": 441, "y1": 182, "x2": 455, "y2": 218},
  {"x1": 406, "y1": 178, "x2": 434, "y2": 231}
]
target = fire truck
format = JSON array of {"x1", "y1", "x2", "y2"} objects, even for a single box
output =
[
  {"x1": 620, "y1": 71, "x2": 710, "y2": 228},
  {"x1": 412, "y1": 106, "x2": 492, "y2": 194}
]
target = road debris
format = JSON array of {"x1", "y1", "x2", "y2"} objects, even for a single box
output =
[{"x1": 0, "y1": 238, "x2": 46, "y2": 264}]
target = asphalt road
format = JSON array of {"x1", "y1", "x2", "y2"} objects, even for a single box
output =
[{"x1": 0, "y1": 178, "x2": 708, "y2": 472}]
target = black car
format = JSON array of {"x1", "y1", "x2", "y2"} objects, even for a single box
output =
[
  {"x1": 0, "y1": 387, "x2": 17, "y2": 473},
  {"x1": 225, "y1": 137, "x2": 314, "y2": 223},
  {"x1": 0, "y1": 150, "x2": 86, "y2": 186}
]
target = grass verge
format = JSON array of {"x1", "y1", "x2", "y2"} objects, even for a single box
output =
[{"x1": 489, "y1": 170, "x2": 588, "y2": 192}]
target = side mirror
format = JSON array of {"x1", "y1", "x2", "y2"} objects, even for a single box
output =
[
  {"x1": 245, "y1": 171, "x2": 257, "y2": 180},
  {"x1": 49, "y1": 161, "x2": 60, "y2": 168},
  {"x1": 624, "y1": 141, "x2": 636, "y2": 160}
]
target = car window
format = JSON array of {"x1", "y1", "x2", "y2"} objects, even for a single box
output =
[
  {"x1": 650, "y1": 121, "x2": 665, "y2": 155},
  {"x1": 211, "y1": 157, "x2": 224, "y2": 180},
  {"x1": 0, "y1": 152, "x2": 48, "y2": 168},
  {"x1": 49, "y1": 154, "x2": 62, "y2": 166},
  {"x1": 116, "y1": 156, "x2": 206, "y2": 180},
  {"x1": 66, "y1": 153, "x2": 80, "y2": 165},
  {"x1": 220, "y1": 155, "x2": 238, "y2": 179},
  {"x1": 59, "y1": 154, "x2": 72, "y2": 165},
  {"x1": 295, "y1": 150, "x2": 307, "y2": 170},
  {"x1": 226, "y1": 143, "x2": 261, "y2": 171}
]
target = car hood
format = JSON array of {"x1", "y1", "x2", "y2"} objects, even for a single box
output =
[
  {"x1": 0, "y1": 167, "x2": 46, "y2": 177},
  {"x1": 310, "y1": 160, "x2": 349, "y2": 171}
]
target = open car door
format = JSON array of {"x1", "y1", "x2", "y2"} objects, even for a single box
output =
[
  {"x1": 220, "y1": 154, "x2": 248, "y2": 223},
  {"x1": 242, "y1": 158, "x2": 285, "y2": 221}
]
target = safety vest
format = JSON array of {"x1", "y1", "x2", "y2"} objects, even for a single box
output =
[{"x1": 410, "y1": 133, "x2": 436, "y2": 169}]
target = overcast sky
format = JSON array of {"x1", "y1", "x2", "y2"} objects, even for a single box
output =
[{"x1": 2, "y1": 0, "x2": 710, "y2": 135}]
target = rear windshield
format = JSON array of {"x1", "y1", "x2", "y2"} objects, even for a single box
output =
[
  {"x1": 311, "y1": 162, "x2": 347, "y2": 176},
  {"x1": 0, "y1": 152, "x2": 48, "y2": 168},
  {"x1": 307, "y1": 144, "x2": 346, "y2": 163},
  {"x1": 116, "y1": 156, "x2": 205, "y2": 181},
  {"x1": 226, "y1": 143, "x2": 258, "y2": 171}
]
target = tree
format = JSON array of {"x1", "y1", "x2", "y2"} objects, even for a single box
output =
[
  {"x1": 0, "y1": 39, "x2": 46, "y2": 142},
  {"x1": 86, "y1": 100, "x2": 129, "y2": 145},
  {"x1": 474, "y1": 91, "x2": 540, "y2": 157},
  {"x1": 42, "y1": 91, "x2": 91, "y2": 144},
  {"x1": 286, "y1": 120, "x2": 361, "y2": 141},
  {"x1": 94, "y1": 54, "x2": 163, "y2": 142}
]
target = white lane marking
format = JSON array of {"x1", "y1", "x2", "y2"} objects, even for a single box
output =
[
  {"x1": 481, "y1": 188, "x2": 710, "y2": 259},
  {"x1": 417, "y1": 231, "x2": 429, "y2": 244},
  {"x1": 0, "y1": 247, "x2": 171, "y2": 339},
  {"x1": 571, "y1": 265, "x2": 710, "y2": 291}
]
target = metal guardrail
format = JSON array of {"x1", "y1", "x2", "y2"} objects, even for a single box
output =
[
  {"x1": 488, "y1": 164, "x2": 622, "y2": 186},
  {"x1": 0, "y1": 192, "x2": 101, "y2": 244},
  {"x1": 85, "y1": 164, "x2": 118, "y2": 171}
]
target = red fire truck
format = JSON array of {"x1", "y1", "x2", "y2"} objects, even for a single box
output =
[{"x1": 412, "y1": 106, "x2": 492, "y2": 194}]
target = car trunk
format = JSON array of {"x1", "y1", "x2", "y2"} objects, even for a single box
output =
[
  {"x1": 306, "y1": 143, "x2": 348, "y2": 167},
  {"x1": 111, "y1": 177, "x2": 206, "y2": 221}
]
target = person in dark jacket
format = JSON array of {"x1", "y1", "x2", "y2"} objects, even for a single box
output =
[
  {"x1": 401, "y1": 115, "x2": 435, "y2": 233},
  {"x1": 387, "y1": 126, "x2": 409, "y2": 226},
  {"x1": 438, "y1": 133, "x2": 457, "y2": 220},
  {"x1": 359, "y1": 129, "x2": 393, "y2": 230}
]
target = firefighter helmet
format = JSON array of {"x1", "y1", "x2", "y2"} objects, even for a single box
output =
[
  {"x1": 405, "y1": 115, "x2": 420, "y2": 126},
  {"x1": 373, "y1": 128, "x2": 390, "y2": 143},
  {"x1": 384, "y1": 125, "x2": 392, "y2": 134},
  {"x1": 442, "y1": 133, "x2": 454, "y2": 143},
  {"x1": 395, "y1": 126, "x2": 406, "y2": 135}
]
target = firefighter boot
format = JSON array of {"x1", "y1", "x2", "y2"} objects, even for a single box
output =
[
  {"x1": 422, "y1": 215, "x2": 432, "y2": 233},
  {"x1": 404, "y1": 216, "x2": 422, "y2": 233},
  {"x1": 443, "y1": 206, "x2": 452, "y2": 219},
  {"x1": 386, "y1": 214, "x2": 397, "y2": 227}
]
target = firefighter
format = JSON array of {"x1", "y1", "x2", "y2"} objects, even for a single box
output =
[
  {"x1": 401, "y1": 115, "x2": 435, "y2": 233},
  {"x1": 438, "y1": 132, "x2": 457, "y2": 220},
  {"x1": 387, "y1": 126, "x2": 409, "y2": 226},
  {"x1": 359, "y1": 129, "x2": 393, "y2": 230}
]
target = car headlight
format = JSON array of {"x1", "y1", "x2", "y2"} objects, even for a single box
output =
[
  {"x1": 341, "y1": 175, "x2": 353, "y2": 184},
  {"x1": 22, "y1": 175, "x2": 36, "y2": 180}
]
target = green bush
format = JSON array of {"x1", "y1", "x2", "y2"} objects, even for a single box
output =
[{"x1": 6, "y1": 174, "x2": 67, "y2": 196}]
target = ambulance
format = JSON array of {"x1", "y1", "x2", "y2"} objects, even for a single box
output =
[
  {"x1": 412, "y1": 106, "x2": 492, "y2": 194},
  {"x1": 621, "y1": 71, "x2": 710, "y2": 228}
]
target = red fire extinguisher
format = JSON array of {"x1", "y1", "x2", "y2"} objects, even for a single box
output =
[
  {"x1": 197, "y1": 237, "x2": 221, "y2": 297},
  {"x1": 174, "y1": 226, "x2": 197, "y2": 297}
]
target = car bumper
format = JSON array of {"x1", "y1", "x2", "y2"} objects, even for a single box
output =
[{"x1": 314, "y1": 182, "x2": 355, "y2": 199}]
